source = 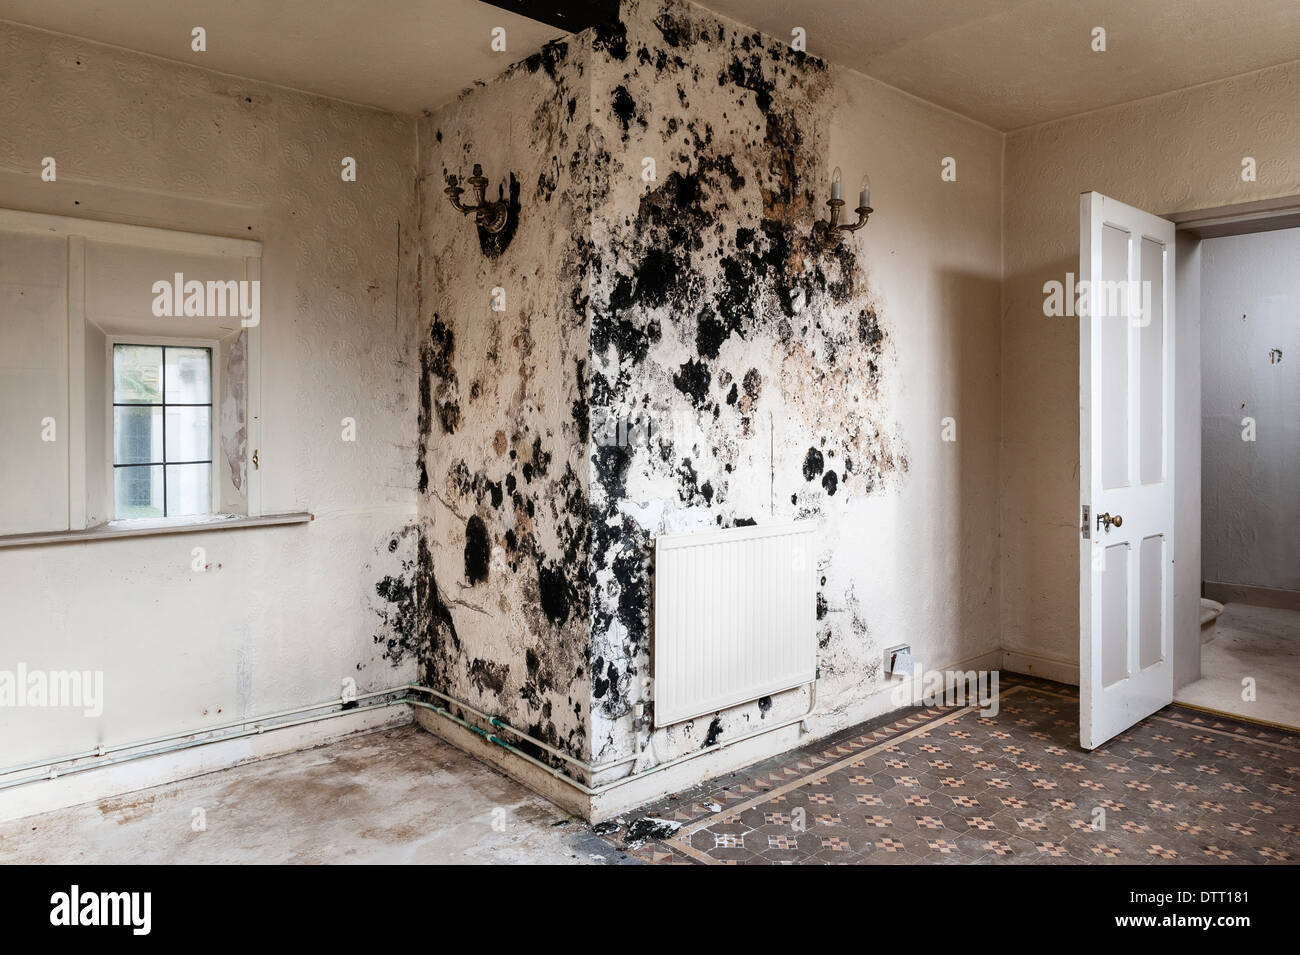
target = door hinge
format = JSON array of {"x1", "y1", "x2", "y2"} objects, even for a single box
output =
[
  {"x1": 1080, "y1": 505, "x2": 1090, "y2": 539},
  {"x1": 252, "y1": 449, "x2": 259, "y2": 470}
]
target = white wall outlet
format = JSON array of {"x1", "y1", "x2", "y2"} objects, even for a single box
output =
[{"x1": 885, "y1": 645, "x2": 914, "y2": 679}]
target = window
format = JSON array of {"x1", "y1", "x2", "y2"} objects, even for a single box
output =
[{"x1": 112, "y1": 344, "x2": 214, "y2": 518}]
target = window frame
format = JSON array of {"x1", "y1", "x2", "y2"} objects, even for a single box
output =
[{"x1": 106, "y1": 334, "x2": 222, "y2": 520}]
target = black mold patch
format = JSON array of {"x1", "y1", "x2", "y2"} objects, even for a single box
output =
[
  {"x1": 610, "y1": 85, "x2": 645, "y2": 134},
  {"x1": 672, "y1": 359, "x2": 711, "y2": 407},
  {"x1": 802, "y1": 446, "x2": 824, "y2": 481},
  {"x1": 634, "y1": 245, "x2": 687, "y2": 309},
  {"x1": 521, "y1": 38, "x2": 569, "y2": 81},
  {"x1": 537, "y1": 559, "x2": 573, "y2": 624},
  {"x1": 477, "y1": 172, "x2": 522, "y2": 258},
  {"x1": 858, "y1": 308, "x2": 883, "y2": 346},
  {"x1": 703, "y1": 716, "x2": 723, "y2": 748},
  {"x1": 468, "y1": 657, "x2": 509, "y2": 695},
  {"x1": 591, "y1": 17, "x2": 629, "y2": 61},
  {"x1": 464, "y1": 515, "x2": 490, "y2": 584},
  {"x1": 371, "y1": 523, "x2": 459, "y2": 669},
  {"x1": 653, "y1": 10, "x2": 693, "y2": 47},
  {"x1": 723, "y1": 52, "x2": 775, "y2": 112},
  {"x1": 421, "y1": 314, "x2": 460, "y2": 438}
]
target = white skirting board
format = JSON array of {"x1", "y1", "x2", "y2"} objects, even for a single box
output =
[
  {"x1": 1001, "y1": 649, "x2": 1080, "y2": 686},
  {"x1": 0, "y1": 706, "x2": 412, "y2": 824},
  {"x1": 414, "y1": 648, "x2": 1008, "y2": 823}
]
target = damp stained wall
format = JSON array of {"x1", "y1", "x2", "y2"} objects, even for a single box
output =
[
  {"x1": 585, "y1": 0, "x2": 1001, "y2": 768},
  {"x1": 1001, "y1": 61, "x2": 1300, "y2": 679},
  {"x1": 0, "y1": 22, "x2": 420, "y2": 765},
  {"x1": 409, "y1": 0, "x2": 1003, "y2": 779},
  {"x1": 1200, "y1": 226, "x2": 1300, "y2": 593},
  {"x1": 409, "y1": 32, "x2": 597, "y2": 762}
]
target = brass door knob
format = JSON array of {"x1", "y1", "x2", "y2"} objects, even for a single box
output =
[{"x1": 1097, "y1": 511, "x2": 1123, "y2": 532}]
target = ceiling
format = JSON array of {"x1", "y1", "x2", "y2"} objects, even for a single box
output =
[
  {"x1": 3, "y1": 0, "x2": 1298, "y2": 128},
  {"x1": 0, "y1": 0, "x2": 568, "y2": 114},
  {"x1": 702, "y1": 0, "x2": 1300, "y2": 129}
]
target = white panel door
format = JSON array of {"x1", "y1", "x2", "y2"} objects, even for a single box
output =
[{"x1": 1079, "y1": 192, "x2": 1176, "y2": 750}]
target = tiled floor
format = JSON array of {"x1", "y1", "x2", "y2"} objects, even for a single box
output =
[{"x1": 597, "y1": 677, "x2": 1300, "y2": 864}]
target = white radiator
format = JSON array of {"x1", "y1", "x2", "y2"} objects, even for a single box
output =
[{"x1": 652, "y1": 520, "x2": 819, "y2": 726}]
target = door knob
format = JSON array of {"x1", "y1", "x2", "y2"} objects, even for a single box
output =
[{"x1": 1097, "y1": 512, "x2": 1123, "y2": 532}]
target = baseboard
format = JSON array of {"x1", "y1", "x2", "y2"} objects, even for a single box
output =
[
  {"x1": 1001, "y1": 648, "x2": 1079, "y2": 686},
  {"x1": 411, "y1": 705, "x2": 594, "y2": 819},
  {"x1": 588, "y1": 647, "x2": 1006, "y2": 822},
  {"x1": 0, "y1": 705, "x2": 412, "y2": 824},
  {"x1": 1202, "y1": 580, "x2": 1300, "y2": 612},
  {"x1": 413, "y1": 647, "x2": 1007, "y2": 823}
]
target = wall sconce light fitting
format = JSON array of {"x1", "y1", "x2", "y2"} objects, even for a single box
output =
[
  {"x1": 444, "y1": 163, "x2": 509, "y2": 234},
  {"x1": 812, "y1": 167, "x2": 872, "y2": 250}
]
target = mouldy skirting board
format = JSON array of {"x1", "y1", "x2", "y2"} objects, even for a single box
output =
[
  {"x1": 1001, "y1": 649, "x2": 1080, "y2": 686},
  {"x1": 410, "y1": 706, "x2": 593, "y2": 819},
  {"x1": 413, "y1": 648, "x2": 1006, "y2": 823},
  {"x1": 0, "y1": 705, "x2": 412, "y2": 824}
]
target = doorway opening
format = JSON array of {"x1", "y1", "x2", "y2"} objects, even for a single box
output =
[{"x1": 1170, "y1": 198, "x2": 1300, "y2": 730}]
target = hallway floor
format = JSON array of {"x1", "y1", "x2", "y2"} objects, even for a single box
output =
[
  {"x1": 596, "y1": 677, "x2": 1299, "y2": 864},
  {"x1": 1175, "y1": 603, "x2": 1300, "y2": 729}
]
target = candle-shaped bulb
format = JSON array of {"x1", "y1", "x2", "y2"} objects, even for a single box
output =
[
  {"x1": 859, "y1": 173, "x2": 871, "y2": 210},
  {"x1": 830, "y1": 166, "x2": 842, "y2": 201}
]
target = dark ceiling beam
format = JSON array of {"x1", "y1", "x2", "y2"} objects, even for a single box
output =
[{"x1": 478, "y1": 0, "x2": 620, "y2": 34}]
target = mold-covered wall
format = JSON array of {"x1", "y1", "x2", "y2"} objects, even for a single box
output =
[
  {"x1": 403, "y1": 35, "x2": 598, "y2": 764},
  {"x1": 586, "y1": 0, "x2": 905, "y2": 765},
  {"x1": 0, "y1": 22, "x2": 419, "y2": 764},
  {"x1": 585, "y1": 0, "x2": 1002, "y2": 769},
  {"x1": 403, "y1": 0, "x2": 1004, "y2": 787}
]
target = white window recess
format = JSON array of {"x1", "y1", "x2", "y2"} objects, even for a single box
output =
[{"x1": 0, "y1": 208, "x2": 298, "y2": 545}]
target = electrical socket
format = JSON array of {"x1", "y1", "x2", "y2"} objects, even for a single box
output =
[{"x1": 884, "y1": 644, "x2": 913, "y2": 679}]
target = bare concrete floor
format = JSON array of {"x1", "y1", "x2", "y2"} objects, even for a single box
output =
[
  {"x1": 1175, "y1": 602, "x2": 1300, "y2": 729},
  {"x1": 0, "y1": 725, "x2": 632, "y2": 865}
]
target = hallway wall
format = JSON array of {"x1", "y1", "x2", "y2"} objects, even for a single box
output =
[{"x1": 1201, "y1": 226, "x2": 1300, "y2": 593}]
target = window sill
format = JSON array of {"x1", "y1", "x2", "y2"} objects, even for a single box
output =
[{"x1": 0, "y1": 511, "x2": 312, "y2": 549}]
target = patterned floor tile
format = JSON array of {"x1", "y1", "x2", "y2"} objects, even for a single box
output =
[{"x1": 592, "y1": 677, "x2": 1300, "y2": 865}]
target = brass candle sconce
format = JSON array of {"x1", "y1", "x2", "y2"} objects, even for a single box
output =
[
  {"x1": 812, "y1": 167, "x2": 872, "y2": 250},
  {"x1": 444, "y1": 163, "x2": 510, "y2": 234}
]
